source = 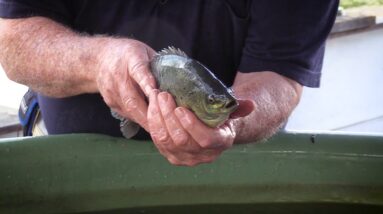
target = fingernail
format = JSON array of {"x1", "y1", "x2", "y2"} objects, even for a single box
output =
[
  {"x1": 175, "y1": 107, "x2": 184, "y2": 118},
  {"x1": 150, "y1": 89, "x2": 159, "y2": 97},
  {"x1": 145, "y1": 85, "x2": 153, "y2": 95},
  {"x1": 148, "y1": 90, "x2": 157, "y2": 103},
  {"x1": 158, "y1": 92, "x2": 169, "y2": 105}
]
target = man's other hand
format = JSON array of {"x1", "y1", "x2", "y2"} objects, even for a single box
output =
[
  {"x1": 97, "y1": 39, "x2": 157, "y2": 132},
  {"x1": 147, "y1": 90, "x2": 253, "y2": 166}
]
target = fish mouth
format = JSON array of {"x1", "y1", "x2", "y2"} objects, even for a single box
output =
[
  {"x1": 223, "y1": 100, "x2": 239, "y2": 113},
  {"x1": 198, "y1": 100, "x2": 238, "y2": 127},
  {"x1": 199, "y1": 113, "x2": 231, "y2": 127}
]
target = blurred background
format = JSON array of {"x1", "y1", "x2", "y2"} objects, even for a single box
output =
[
  {"x1": 285, "y1": 0, "x2": 383, "y2": 133},
  {"x1": 1, "y1": 0, "x2": 382, "y2": 138}
]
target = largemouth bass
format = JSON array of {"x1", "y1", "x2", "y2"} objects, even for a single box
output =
[{"x1": 113, "y1": 47, "x2": 238, "y2": 138}]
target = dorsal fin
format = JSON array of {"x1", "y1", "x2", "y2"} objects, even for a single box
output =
[{"x1": 158, "y1": 46, "x2": 188, "y2": 57}]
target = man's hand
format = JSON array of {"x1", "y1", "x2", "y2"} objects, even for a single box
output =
[
  {"x1": 147, "y1": 90, "x2": 253, "y2": 166},
  {"x1": 232, "y1": 71, "x2": 303, "y2": 143},
  {"x1": 96, "y1": 40, "x2": 157, "y2": 131},
  {"x1": 0, "y1": 17, "x2": 158, "y2": 131}
]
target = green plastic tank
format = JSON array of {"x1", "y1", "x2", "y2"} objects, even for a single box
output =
[{"x1": 0, "y1": 132, "x2": 382, "y2": 213}]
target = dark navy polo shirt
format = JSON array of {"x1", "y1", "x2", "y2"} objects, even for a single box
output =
[{"x1": 0, "y1": 0, "x2": 338, "y2": 138}]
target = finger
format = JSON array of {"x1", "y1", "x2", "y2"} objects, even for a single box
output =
[
  {"x1": 230, "y1": 99, "x2": 255, "y2": 119},
  {"x1": 128, "y1": 56, "x2": 156, "y2": 96},
  {"x1": 174, "y1": 107, "x2": 234, "y2": 149},
  {"x1": 145, "y1": 47, "x2": 157, "y2": 61},
  {"x1": 148, "y1": 89, "x2": 171, "y2": 145},
  {"x1": 119, "y1": 78, "x2": 149, "y2": 131},
  {"x1": 157, "y1": 92, "x2": 191, "y2": 148}
]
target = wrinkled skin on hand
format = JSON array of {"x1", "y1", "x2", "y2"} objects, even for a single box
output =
[
  {"x1": 96, "y1": 39, "x2": 156, "y2": 131},
  {"x1": 147, "y1": 90, "x2": 253, "y2": 166}
]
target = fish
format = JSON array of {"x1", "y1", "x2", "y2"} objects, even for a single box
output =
[
  {"x1": 150, "y1": 47, "x2": 238, "y2": 128},
  {"x1": 112, "y1": 47, "x2": 238, "y2": 138}
]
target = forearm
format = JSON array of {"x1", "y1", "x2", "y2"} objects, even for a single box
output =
[
  {"x1": 232, "y1": 71, "x2": 302, "y2": 143},
  {"x1": 0, "y1": 17, "x2": 120, "y2": 97}
]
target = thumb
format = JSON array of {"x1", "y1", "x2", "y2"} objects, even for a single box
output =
[{"x1": 230, "y1": 99, "x2": 255, "y2": 119}]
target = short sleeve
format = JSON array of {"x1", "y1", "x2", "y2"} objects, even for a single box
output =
[
  {"x1": 238, "y1": 0, "x2": 339, "y2": 87},
  {"x1": 0, "y1": 0, "x2": 74, "y2": 25}
]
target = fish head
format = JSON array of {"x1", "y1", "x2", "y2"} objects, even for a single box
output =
[
  {"x1": 195, "y1": 89, "x2": 238, "y2": 127},
  {"x1": 205, "y1": 93, "x2": 238, "y2": 115},
  {"x1": 183, "y1": 60, "x2": 239, "y2": 127}
]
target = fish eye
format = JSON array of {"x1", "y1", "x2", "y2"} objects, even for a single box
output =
[{"x1": 207, "y1": 94, "x2": 215, "y2": 104}]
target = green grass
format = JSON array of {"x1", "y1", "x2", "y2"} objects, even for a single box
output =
[{"x1": 340, "y1": 0, "x2": 383, "y2": 8}]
